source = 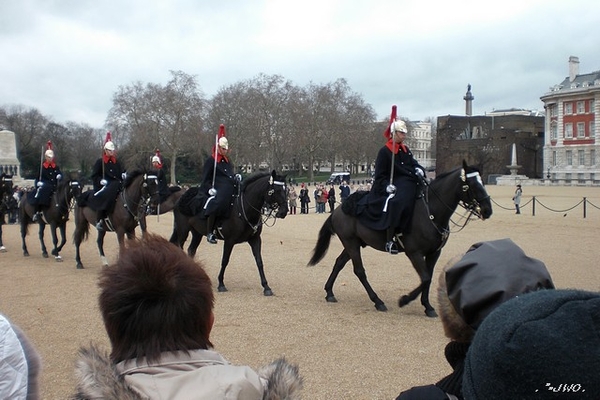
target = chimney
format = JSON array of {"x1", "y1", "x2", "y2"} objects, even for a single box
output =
[{"x1": 569, "y1": 56, "x2": 580, "y2": 82}]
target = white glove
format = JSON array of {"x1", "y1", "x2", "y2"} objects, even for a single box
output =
[
  {"x1": 56, "y1": 174, "x2": 62, "y2": 180},
  {"x1": 36, "y1": 181, "x2": 43, "y2": 187},
  {"x1": 415, "y1": 168, "x2": 424, "y2": 177},
  {"x1": 208, "y1": 188, "x2": 217, "y2": 196},
  {"x1": 100, "y1": 179, "x2": 108, "y2": 186},
  {"x1": 386, "y1": 184, "x2": 396, "y2": 194},
  {"x1": 121, "y1": 172, "x2": 127, "y2": 180}
]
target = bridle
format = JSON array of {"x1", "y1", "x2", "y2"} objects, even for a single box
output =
[
  {"x1": 458, "y1": 168, "x2": 490, "y2": 219},
  {"x1": 239, "y1": 175, "x2": 287, "y2": 232},
  {"x1": 122, "y1": 173, "x2": 159, "y2": 221}
]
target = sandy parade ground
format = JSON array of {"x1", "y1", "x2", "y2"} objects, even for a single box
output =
[{"x1": 1, "y1": 184, "x2": 600, "y2": 400}]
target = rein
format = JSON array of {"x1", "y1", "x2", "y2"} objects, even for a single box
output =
[
  {"x1": 418, "y1": 169, "x2": 488, "y2": 238},
  {"x1": 56, "y1": 181, "x2": 81, "y2": 214},
  {"x1": 121, "y1": 174, "x2": 159, "y2": 222},
  {"x1": 239, "y1": 175, "x2": 286, "y2": 232}
]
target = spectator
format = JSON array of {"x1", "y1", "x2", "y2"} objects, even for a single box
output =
[
  {"x1": 327, "y1": 185, "x2": 336, "y2": 213},
  {"x1": 513, "y1": 184, "x2": 522, "y2": 214},
  {"x1": 0, "y1": 314, "x2": 42, "y2": 399},
  {"x1": 339, "y1": 181, "x2": 350, "y2": 204},
  {"x1": 397, "y1": 238, "x2": 555, "y2": 400},
  {"x1": 463, "y1": 289, "x2": 600, "y2": 400},
  {"x1": 73, "y1": 234, "x2": 302, "y2": 399},
  {"x1": 288, "y1": 185, "x2": 298, "y2": 215},
  {"x1": 299, "y1": 183, "x2": 310, "y2": 214}
]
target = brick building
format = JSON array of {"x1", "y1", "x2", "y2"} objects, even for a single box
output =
[{"x1": 540, "y1": 56, "x2": 600, "y2": 184}]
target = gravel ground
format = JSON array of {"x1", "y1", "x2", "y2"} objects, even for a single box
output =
[{"x1": 1, "y1": 184, "x2": 599, "y2": 400}]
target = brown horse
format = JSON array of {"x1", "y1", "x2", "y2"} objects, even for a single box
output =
[
  {"x1": 139, "y1": 186, "x2": 187, "y2": 234},
  {"x1": 73, "y1": 170, "x2": 159, "y2": 269},
  {"x1": 0, "y1": 174, "x2": 13, "y2": 252},
  {"x1": 308, "y1": 161, "x2": 493, "y2": 317},
  {"x1": 20, "y1": 178, "x2": 81, "y2": 261}
]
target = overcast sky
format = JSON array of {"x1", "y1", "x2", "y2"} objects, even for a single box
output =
[{"x1": 2, "y1": 0, "x2": 600, "y2": 128}]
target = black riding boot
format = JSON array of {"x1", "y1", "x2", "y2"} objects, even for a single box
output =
[
  {"x1": 96, "y1": 211, "x2": 106, "y2": 231},
  {"x1": 206, "y1": 214, "x2": 217, "y2": 244},
  {"x1": 32, "y1": 206, "x2": 43, "y2": 222},
  {"x1": 385, "y1": 227, "x2": 399, "y2": 255}
]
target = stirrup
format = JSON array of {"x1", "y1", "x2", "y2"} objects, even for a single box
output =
[
  {"x1": 95, "y1": 221, "x2": 104, "y2": 231},
  {"x1": 32, "y1": 212, "x2": 41, "y2": 222},
  {"x1": 385, "y1": 241, "x2": 399, "y2": 255},
  {"x1": 206, "y1": 232, "x2": 217, "y2": 244}
]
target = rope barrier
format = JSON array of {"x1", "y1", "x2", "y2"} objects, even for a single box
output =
[{"x1": 490, "y1": 196, "x2": 599, "y2": 218}]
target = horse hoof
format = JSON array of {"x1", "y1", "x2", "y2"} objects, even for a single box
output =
[
  {"x1": 263, "y1": 289, "x2": 274, "y2": 296},
  {"x1": 24, "y1": 252, "x2": 30, "y2": 257},
  {"x1": 51, "y1": 249, "x2": 58, "y2": 256},
  {"x1": 42, "y1": 253, "x2": 49, "y2": 258},
  {"x1": 375, "y1": 303, "x2": 388, "y2": 312},
  {"x1": 398, "y1": 295, "x2": 410, "y2": 308},
  {"x1": 76, "y1": 263, "x2": 84, "y2": 269},
  {"x1": 425, "y1": 309, "x2": 438, "y2": 318},
  {"x1": 55, "y1": 256, "x2": 63, "y2": 262},
  {"x1": 217, "y1": 286, "x2": 228, "y2": 293},
  {"x1": 0, "y1": 246, "x2": 6, "y2": 253},
  {"x1": 325, "y1": 295, "x2": 338, "y2": 303}
]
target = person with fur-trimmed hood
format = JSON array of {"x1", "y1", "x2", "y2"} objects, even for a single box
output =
[
  {"x1": 29, "y1": 140, "x2": 62, "y2": 222},
  {"x1": 73, "y1": 234, "x2": 302, "y2": 400},
  {"x1": 89, "y1": 132, "x2": 125, "y2": 231},
  {"x1": 396, "y1": 238, "x2": 555, "y2": 400}
]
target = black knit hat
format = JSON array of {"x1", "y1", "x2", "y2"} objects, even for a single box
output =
[
  {"x1": 463, "y1": 289, "x2": 600, "y2": 400},
  {"x1": 445, "y1": 238, "x2": 554, "y2": 330}
]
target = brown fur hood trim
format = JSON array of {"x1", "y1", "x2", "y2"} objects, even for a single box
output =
[{"x1": 73, "y1": 344, "x2": 303, "y2": 400}]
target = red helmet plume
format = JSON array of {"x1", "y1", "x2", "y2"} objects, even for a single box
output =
[
  {"x1": 46, "y1": 140, "x2": 53, "y2": 150},
  {"x1": 383, "y1": 105, "x2": 398, "y2": 140}
]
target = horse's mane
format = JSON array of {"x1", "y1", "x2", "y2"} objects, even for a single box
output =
[
  {"x1": 433, "y1": 167, "x2": 460, "y2": 180},
  {"x1": 123, "y1": 169, "x2": 145, "y2": 188},
  {"x1": 241, "y1": 171, "x2": 270, "y2": 190}
]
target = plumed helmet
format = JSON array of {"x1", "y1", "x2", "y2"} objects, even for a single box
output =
[
  {"x1": 45, "y1": 149, "x2": 54, "y2": 158},
  {"x1": 152, "y1": 155, "x2": 160, "y2": 163},
  {"x1": 392, "y1": 120, "x2": 408, "y2": 134},
  {"x1": 104, "y1": 141, "x2": 115, "y2": 151},
  {"x1": 218, "y1": 137, "x2": 229, "y2": 150}
]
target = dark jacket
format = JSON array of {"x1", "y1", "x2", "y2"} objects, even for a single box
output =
[
  {"x1": 151, "y1": 168, "x2": 171, "y2": 204},
  {"x1": 88, "y1": 157, "x2": 125, "y2": 213},
  {"x1": 200, "y1": 155, "x2": 236, "y2": 218},
  {"x1": 357, "y1": 143, "x2": 423, "y2": 231},
  {"x1": 28, "y1": 163, "x2": 62, "y2": 206}
]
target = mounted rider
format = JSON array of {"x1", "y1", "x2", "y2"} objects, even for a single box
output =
[
  {"x1": 356, "y1": 105, "x2": 426, "y2": 255},
  {"x1": 199, "y1": 124, "x2": 237, "y2": 244},
  {"x1": 30, "y1": 140, "x2": 62, "y2": 222},
  {"x1": 90, "y1": 132, "x2": 126, "y2": 231},
  {"x1": 150, "y1": 149, "x2": 171, "y2": 205}
]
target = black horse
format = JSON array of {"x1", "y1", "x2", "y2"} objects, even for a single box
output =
[
  {"x1": 139, "y1": 186, "x2": 187, "y2": 235},
  {"x1": 170, "y1": 170, "x2": 288, "y2": 295},
  {"x1": 0, "y1": 174, "x2": 14, "y2": 252},
  {"x1": 20, "y1": 179, "x2": 81, "y2": 261},
  {"x1": 308, "y1": 161, "x2": 493, "y2": 317},
  {"x1": 73, "y1": 170, "x2": 159, "y2": 269}
]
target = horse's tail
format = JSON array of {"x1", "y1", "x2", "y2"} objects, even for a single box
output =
[
  {"x1": 72, "y1": 207, "x2": 89, "y2": 245},
  {"x1": 307, "y1": 215, "x2": 335, "y2": 266}
]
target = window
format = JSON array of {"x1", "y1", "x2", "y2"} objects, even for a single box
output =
[
  {"x1": 551, "y1": 124, "x2": 558, "y2": 140},
  {"x1": 577, "y1": 122, "x2": 585, "y2": 138},
  {"x1": 591, "y1": 150, "x2": 596, "y2": 166},
  {"x1": 591, "y1": 121, "x2": 595, "y2": 136},
  {"x1": 565, "y1": 123, "x2": 573, "y2": 138},
  {"x1": 564, "y1": 103, "x2": 573, "y2": 114},
  {"x1": 566, "y1": 150, "x2": 573, "y2": 166},
  {"x1": 578, "y1": 150, "x2": 585, "y2": 166},
  {"x1": 591, "y1": 99, "x2": 595, "y2": 112},
  {"x1": 578, "y1": 173, "x2": 585, "y2": 182},
  {"x1": 550, "y1": 105, "x2": 558, "y2": 117},
  {"x1": 565, "y1": 173, "x2": 572, "y2": 182},
  {"x1": 552, "y1": 151, "x2": 557, "y2": 166},
  {"x1": 577, "y1": 101, "x2": 585, "y2": 114}
]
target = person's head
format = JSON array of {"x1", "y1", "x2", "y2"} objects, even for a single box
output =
[
  {"x1": 517, "y1": 184, "x2": 521, "y2": 188},
  {"x1": 44, "y1": 149, "x2": 54, "y2": 161},
  {"x1": 98, "y1": 234, "x2": 215, "y2": 363},
  {"x1": 104, "y1": 140, "x2": 115, "y2": 155},
  {"x1": 151, "y1": 155, "x2": 161, "y2": 166},
  {"x1": 391, "y1": 120, "x2": 408, "y2": 143},
  {"x1": 217, "y1": 136, "x2": 229, "y2": 155},
  {"x1": 463, "y1": 289, "x2": 600, "y2": 399},
  {"x1": 438, "y1": 238, "x2": 554, "y2": 342}
]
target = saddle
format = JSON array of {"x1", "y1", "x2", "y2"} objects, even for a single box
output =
[
  {"x1": 341, "y1": 190, "x2": 369, "y2": 216},
  {"x1": 178, "y1": 187, "x2": 205, "y2": 216}
]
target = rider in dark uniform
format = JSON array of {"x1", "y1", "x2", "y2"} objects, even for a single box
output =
[
  {"x1": 357, "y1": 110, "x2": 425, "y2": 255},
  {"x1": 90, "y1": 132, "x2": 125, "y2": 231},
  {"x1": 30, "y1": 141, "x2": 62, "y2": 222},
  {"x1": 200, "y1": 124, "x2": 236, "y2": 244},
  {"x1": 150, "y1": 149, "x2": 170, "y2": 205}
]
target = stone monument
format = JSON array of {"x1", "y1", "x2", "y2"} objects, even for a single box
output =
[{"x1": 496, "y1": 143, "x2": 530, "y2": 186}]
